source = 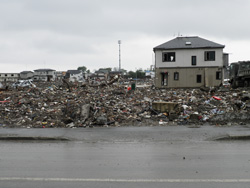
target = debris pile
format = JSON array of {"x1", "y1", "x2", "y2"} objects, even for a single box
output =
[{"x1": 0, "y1": 79, "x2": 250, "y2": 128}]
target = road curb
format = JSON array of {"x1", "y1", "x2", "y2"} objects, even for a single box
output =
[
  {"x1": 213, "y1": 135, "x2": 250, "y2": 141},
  {"x1": 0, "y1": 136, "x2": 70, "y2": 141}
]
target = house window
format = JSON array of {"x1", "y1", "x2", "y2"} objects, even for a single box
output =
[
  {"x1": 5, "y1": 74, "x2": 7, "y2": 77},
  {"x1": 205, "y1": 51, "x2": 215, "y2": 61},
  {"x1": 197, "y1": 75, "x2": 202, "y2": 83},
  {"x1": 11, "y1": 74, "x2": 14, "y2": 77},
  {"x1": 163, "y1": 52, "x2": 175, "y2": 62},
  {"x1": 216, "y1": 71, "x2": 222, "y2": 80},
  {"x1": 174, "y1": 72, "x2": 179, "y2": 80},
  {"x1": 161, "y1": 72, "x2": 168, "y2": 86},
  {"x1": 191, "y1": 56, "x2": 197, "y2": 66}
]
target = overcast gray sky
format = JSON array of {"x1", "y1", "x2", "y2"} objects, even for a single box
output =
[{"x1": 1, "y1": 0, "x2": 250, "y2": 73}]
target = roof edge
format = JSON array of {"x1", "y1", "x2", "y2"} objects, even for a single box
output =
[{"x1": 153, "y1": 46, "x2": 225, "y2": 51}]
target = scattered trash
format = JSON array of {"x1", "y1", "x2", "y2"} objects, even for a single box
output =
[
  {"x1": 12, "y1": 80, "x2": 36, "y2": 88},
  {"x1": 0, "y1": 78, "x2": 250, "y2": 128},
  {"x1": 212, "y1": 96, "x2": 222, "y2": 100}
]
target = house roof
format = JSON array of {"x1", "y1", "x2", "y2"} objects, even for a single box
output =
[
  {"x1": 97, "y1": 69, "x2": 109, "y2": 73},
  {"x1": 66, "y1": 70, "x2": 81, "y2": 74},
  {"x1": 34, "y1": 69, "x2": 55, "y2": 72},
  {"x1": 95, "y1": 70, "x2": 107, "y2": 74},
  {"x1": 153, "y1": 36, "x2": 225, "y2": 51},
  {"x1": 20, "y1": 71, "x2": 33, "y2": 74}
]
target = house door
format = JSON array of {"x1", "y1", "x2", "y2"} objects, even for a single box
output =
[
  {"x1": 161, "y1": 72, "x2": 168, "y2": 86},
  {"x1": 204, "y1": 68, "x2": 214, "y2": 87},
  {"x1": 47, "y1": 75, "x2": 52, "y2": 82}
]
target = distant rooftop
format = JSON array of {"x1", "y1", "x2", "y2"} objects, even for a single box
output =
[
  {"x1": 34, "y1": 69, "x2": 55, "y2": 72},
  {"x1": 66, "y1": 70, "x2": 81, "y2": 74},
  {"x1": 153, "y1": 36, "x2": 225, "y2": 51},
  {"x1": 20, "y1": 71, "x2": 33, "y2": 74}
]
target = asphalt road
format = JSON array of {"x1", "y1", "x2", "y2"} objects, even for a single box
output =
[{"x1": 0, "y1": 126, "x2": 250, "y2": 188}]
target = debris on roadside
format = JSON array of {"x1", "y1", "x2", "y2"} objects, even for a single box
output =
[
  {"x1": 1, "y1": 78, "x2": 250, "y2": 128},
  {"x1": 12, "y1": 79, "x2": 36, "y2": 89}
]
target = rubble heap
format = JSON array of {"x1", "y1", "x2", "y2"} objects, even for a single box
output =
[{"x1": 0, "y1": 79, "x2": 250, "y2": 128}]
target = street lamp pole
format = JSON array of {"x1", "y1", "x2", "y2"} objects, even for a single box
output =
[{"x1": 118, "y1": 40, "x2": 121, "y2": 71}]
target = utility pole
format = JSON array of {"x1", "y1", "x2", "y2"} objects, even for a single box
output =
[{"x1": 118, "y1": 40, "x2": 121, "y2": 71}]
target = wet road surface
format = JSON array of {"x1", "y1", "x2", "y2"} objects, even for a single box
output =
[{"x1": 0, "y1": 126, "x2": 250, "y2": 188}]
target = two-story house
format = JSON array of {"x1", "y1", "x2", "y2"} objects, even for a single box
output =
[
  {"x1": 33, "y1": 69, "x2": 56, "y2": 82},
  {"x1": 153, "y1": 36, "x2": 228, "y2": 88}
]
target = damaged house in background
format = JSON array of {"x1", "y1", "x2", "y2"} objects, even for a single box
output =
[
  {"x1": 153, "y1": 36, "x2": 229, "y2": 88},
  {"x1": 20, "y1": 71, "x2": 34, "y2": 80},
  {"x1": 33, "y1": 69, "x2": 56, "y2": 82},
  {"x1": 0, "y1": 73, "x2": 20, "y2": 82},
  {"x1": 65, "y1": 70, "x2": 85, "y2": 82}
]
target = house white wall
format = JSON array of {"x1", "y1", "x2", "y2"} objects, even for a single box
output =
[
  {"x1": 34, "y1": 70, "x2": 55, "y2": 77},
  {"x1": 155, "y1": 48, "x2": 224, "y2": 68},
  {"x1": 0, "y1": 73, "x2": 20, "y2": 82},
  {"x1": 20, "y1": 72, "x2": 34, "y2": 79},
  {"x1": 69, "y1": 72, "x2": 84, "y2": 82},
  {"x1": 33, "y1": 70, "x2": 56, "y2": 81},
  {"x1": 155, "y1": 67, "x2": 223, "y2": 88}
]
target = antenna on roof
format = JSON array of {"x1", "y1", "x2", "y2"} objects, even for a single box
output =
[{"x1": 177, "y1": 32, "x2": 183, "y2": 37}]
